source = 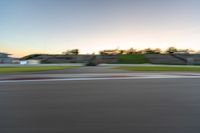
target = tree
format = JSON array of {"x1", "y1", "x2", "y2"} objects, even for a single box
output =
[
  {"x1": 178, "y1": 49, "x2": 194, "y2": 54},
  {"x1": 119, "y1": 50, "x2": 124, "y2": 54},
  {"x1": 125, "y1": 48, "x2": 137, "y2": 54},
  {"x1": 166, "y1": 47, "x2": 178, "y2": 54},
  {"x1": 143, "y1": 48, "x2": 161, "y2": 54},
  {"x1": 99, "y1": 49, "x2": 122, "y2": 55},
  {"x1": 63, "y1": 49, "x2": 79, "y2": 55}
]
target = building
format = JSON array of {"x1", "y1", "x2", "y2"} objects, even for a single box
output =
[
  {"x1": 0, "y1": 52, "x2": 13, "y2": 64},
  {"x1": 20, "y1": 60, "x2": 41, "y2": 65}
]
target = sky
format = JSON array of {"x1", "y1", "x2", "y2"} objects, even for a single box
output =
[{"x1": 1, "y1": 0, "x2": 200, "y2": 57}]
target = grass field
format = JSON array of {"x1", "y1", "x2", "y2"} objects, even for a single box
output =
[
  {"x1": 116, "y1": 66, "x2": 200, "y2": 72},
  {"x1": 117, "y1": 54, "x2": 149, "y2": 64},
  {"x1": 0, "y1": 66, "x2": 77, "y2": 74}
]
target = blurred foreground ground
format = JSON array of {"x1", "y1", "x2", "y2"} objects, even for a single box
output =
[
  {"x1": 1, "y1": 77, "x2": 200, "y2": 133},
  {"x1": 1, "y1": 66, "x2": 200, "y2": 133}
]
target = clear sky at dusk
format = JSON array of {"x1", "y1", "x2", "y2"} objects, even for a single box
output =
[{"x1": 1, "y1": 0, "x2": 200, "y2": 57}]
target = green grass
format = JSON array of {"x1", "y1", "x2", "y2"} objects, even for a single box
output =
[
  {"x1": 0, "y1": 66, "x2": 78, "y2": 74},
  {"x1": 116, "y1": 66, "x2": 200, "y2": 72},
  {"x1": 117, "y1": 54, "x2": 149, "y2": 64}
]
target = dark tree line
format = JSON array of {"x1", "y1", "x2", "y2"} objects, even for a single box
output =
[{"x1": 99, "y1": 47, "x2": 194, "y2": 55}]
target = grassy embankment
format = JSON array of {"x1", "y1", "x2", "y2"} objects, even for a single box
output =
[
  {"x1": 0, "y1": 66, "x2": 77, "y2": 74},
  {"x1": 116, "y1": 66, "x2": 200, "y2": 72},
  {"x1": 117, "y1": 54, "x2": 149, "y2": 64}
]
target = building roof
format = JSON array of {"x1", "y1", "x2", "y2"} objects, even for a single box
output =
[{"x1": 0, "y1": 52, "x2": 11, "y2": 55}]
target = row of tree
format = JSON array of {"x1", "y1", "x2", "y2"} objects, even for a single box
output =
[
  {"x1": 62, "y1": 47, "x2": 196, "y2": 55},
  {"x1": 99, "y1": 47, "x2": 196, "y2": 55}
]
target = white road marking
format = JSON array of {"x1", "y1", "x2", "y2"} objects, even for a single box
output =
[{"x1": 0, "y1": 75, "x2": 200, "y2": 83}]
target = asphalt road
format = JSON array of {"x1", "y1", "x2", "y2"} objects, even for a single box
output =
[{"x1": 1, "y1": 78, "x2": 200, "y2": 133}]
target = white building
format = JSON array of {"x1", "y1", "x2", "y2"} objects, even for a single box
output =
[{"x1": 20, "y1": 60, "x2": 41, "y2": 65}]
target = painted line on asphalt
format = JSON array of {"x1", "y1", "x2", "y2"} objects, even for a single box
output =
[{"x1": 0, "y1": 75, "x2": 200, "y2": 83}]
